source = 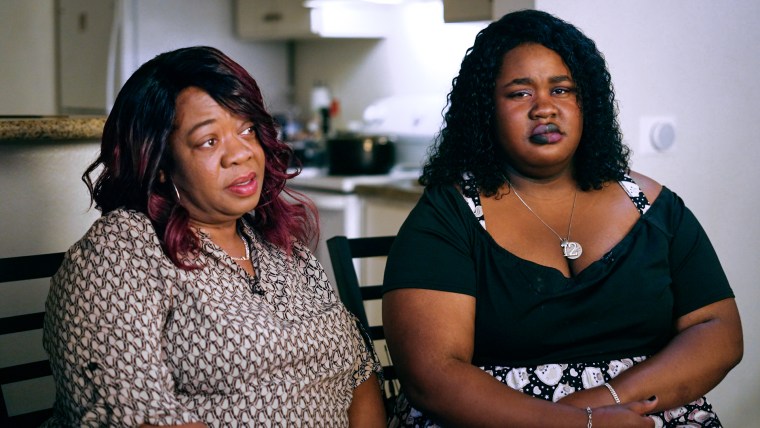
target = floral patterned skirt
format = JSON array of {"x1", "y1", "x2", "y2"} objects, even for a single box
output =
[{"x1": 389, "y1": 357, "x2": 722, "y2": 428}]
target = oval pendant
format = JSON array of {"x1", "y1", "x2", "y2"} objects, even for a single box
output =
[{"x1": 562, "y1": 241, "x2": 583, "y2": 260}]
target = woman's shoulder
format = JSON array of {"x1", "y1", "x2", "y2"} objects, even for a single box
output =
[
  {"x1": 54, "y1": 209, "x2": 171, "y2": 299},
  {"x1": 87, "y1": 208, "x2": 154, "y2": 235},
  {"x1": 421, "y1": 182, "x2": 467, "y2": 203},
  {"x1": 413, "y1": 184, "x2": 473, "y2": 220},
  {"x1": 76, "y1": 208, "x2": 162, "y2": 254},
  {"x1": 626, "y1": 170, "x2": 664, "y2": 203}
]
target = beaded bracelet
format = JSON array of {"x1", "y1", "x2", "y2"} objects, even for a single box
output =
[
  {"x1": 586, "y1": 406, "x2": 593, "y2": 428},
  {"x1": 604, "y1": 382, "x2": 621, "y2": 404}
]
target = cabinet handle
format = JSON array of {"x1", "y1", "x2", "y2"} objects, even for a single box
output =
[{"x1": 262, "y1": 12, "x2": 283, "y2": 23}]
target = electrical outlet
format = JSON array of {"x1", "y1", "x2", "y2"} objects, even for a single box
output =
[{"x1": 639, "y1": 116, "x2": 676, "y2": 154}]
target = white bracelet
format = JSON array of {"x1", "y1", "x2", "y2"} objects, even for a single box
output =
[
  {"x1": 586, "y1": 406, "x2": 593, "y2": 428},
  {"x1": 604, "y1": 382, "x2": 621, "y2": 404}
]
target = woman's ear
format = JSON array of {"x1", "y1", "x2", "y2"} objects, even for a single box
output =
[{"x1": 158, "y1": 170, "x2": 167, "y2": 183}]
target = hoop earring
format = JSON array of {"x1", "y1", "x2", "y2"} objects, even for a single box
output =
[{"x1": 172, "y1": 182, "x2": 181, "y2": 202}]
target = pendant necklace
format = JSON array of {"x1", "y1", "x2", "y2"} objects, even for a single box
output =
[
  {"x1": 508, "y1": 181, "x2": 583, "y2": 260},
  {"x1": 229, "y1": 234, "x2": 251, "y2": 261}
]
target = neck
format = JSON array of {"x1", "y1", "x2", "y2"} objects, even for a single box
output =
[
  {"x1": 190, "y1": 219, "x2": 240, "y2": 243},
  {"x1": 505, "y1": 169, "x2": 577, "y2": 200}
]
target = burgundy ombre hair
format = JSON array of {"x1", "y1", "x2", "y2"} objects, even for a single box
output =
[{"x1": 83, "y1": 46, "x2": 318, "y2": 268}]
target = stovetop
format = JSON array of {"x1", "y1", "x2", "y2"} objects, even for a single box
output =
[{"x1": 287, "y1": 167, "x2": 420, "y2": 193}]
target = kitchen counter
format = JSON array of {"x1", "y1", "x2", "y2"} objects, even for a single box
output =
[
  {"x1": 354, "y1": 178, "x2": 424, "y2": 203},
  {"x1": 0, "y1": 116, "x2": 106, "y2": 142}
]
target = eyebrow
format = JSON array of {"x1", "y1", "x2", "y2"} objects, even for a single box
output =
[
  {"x1": 502, "y1": 75, "x2": 574, "y2": 87},
  {"x1": 184, "y1": 118, "x2": 216, "y2": 137}
]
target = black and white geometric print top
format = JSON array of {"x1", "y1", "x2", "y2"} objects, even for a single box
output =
[
  {"x1": 618, "y1": 174, "x2": 651, "y2": 215},
  {"x1": 460, "y1": 173, "x2": 651, "y2": 229},
  {"x1": 43, "y1": 209, "x2": 380, "y2": 427}
]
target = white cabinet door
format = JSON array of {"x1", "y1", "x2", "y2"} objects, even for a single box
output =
[
  {"x1": 235, "y1": 0, "x2": 390, "y2": 40},
  {"x1": 235, "y1": 0, "x2": 312, "y2": 40},
  {"x1": 443, "y1": 0, "x2": 536, "y2": 23},
  {"x1": 57, "y1": 0, "x2": 114, "y2": 114},
  {"x1": 361, "y1": 197, "x2": 415, "y2": 286}
]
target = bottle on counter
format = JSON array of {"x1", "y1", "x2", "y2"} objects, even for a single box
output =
[{"x1": 309, "y1": 81, "x2": 332, "y2": 141}]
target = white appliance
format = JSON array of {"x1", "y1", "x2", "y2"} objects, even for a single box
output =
[{"x1": 288, "y1": 168, "x2": 420, "y2": 288}]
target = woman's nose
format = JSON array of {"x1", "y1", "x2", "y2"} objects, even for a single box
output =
[
  {"x1": 222, "y1": 135, "x2": 255, "y2": 167},
  {"x1": 530, "y1": 93, "x2": 557, "y2": 119}
]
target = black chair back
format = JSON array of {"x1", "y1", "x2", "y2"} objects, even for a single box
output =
[
  {"x1": 0, "y1": 252, "x2": 64, "y2": 427},
  {"x1": 326, "y1": 235, "x2": 399, "y2": 412}
]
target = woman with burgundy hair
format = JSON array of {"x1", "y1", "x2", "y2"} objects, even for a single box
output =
[{"x1": 43, "y1": 46, "x2": 385, "y2": 427}]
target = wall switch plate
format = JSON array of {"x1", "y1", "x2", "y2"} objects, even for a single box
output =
[{"x1": 639, "y1": 116, "x2": 677, "y2": 154}]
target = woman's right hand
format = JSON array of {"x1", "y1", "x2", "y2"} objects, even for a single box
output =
[{"x1": 591, "y1": 397, "x2": 658, "y2": 427}]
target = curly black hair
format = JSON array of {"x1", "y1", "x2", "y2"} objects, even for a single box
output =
[{"x1": 421, "y1": 9, "x2": 629, "y2": 194}]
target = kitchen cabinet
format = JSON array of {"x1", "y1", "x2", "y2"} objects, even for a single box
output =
[
  {"x1": 57, "y1": 0, "x2": 115, "y2": 114},
  {"x1": 235, "y1": 0, "x2": 391, "y2": 40},
  {"x1": 360, "y1": 192, "x2": 417, "y2": 287},
  {"x1": 356, "y1": 195, "x2": 415, "y2": 328},
  {"x1": 443, "y1": 0, "x2": 535, "y2": 23}
]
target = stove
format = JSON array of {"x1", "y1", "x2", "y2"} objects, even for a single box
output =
[
  {"x1": 287, "y1": 167, "x2": 420, "y2": 193},
  {"x1": 285, "y1": 166, "x2": 420, "y2": 290}
]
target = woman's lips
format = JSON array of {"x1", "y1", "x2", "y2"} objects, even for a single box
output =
[
  {"x1": 227, "y1": 173, "x2": 258, "y2": 196},
  {"x1": 529, "y1": 123, "x2": 562, "y2": 144}
]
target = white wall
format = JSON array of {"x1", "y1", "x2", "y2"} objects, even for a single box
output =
[
  {"x1": 126, "y1": 0, "x2": 290, "y2": 112},
  {"x1": 538, "y1": 1, "x2": 760, "y2": 425},
  {"x1": 293, "y1": 1, "x2": 486, "y2": 128},
  {"x1": 0, "y1": 0, "x2": 57, "y2": 115},
  {"x1": 295, "y1": 0, "x2": 760, "y2": 425}
]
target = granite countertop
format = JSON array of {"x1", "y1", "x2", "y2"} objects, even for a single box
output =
[
  {"x1": 0, "y1": 116, "x2": 105, "y2": 142},
  {"x1": 354, "y1": 178, "x2": 424, "y2": 203}
]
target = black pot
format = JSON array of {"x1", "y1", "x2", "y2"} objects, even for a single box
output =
[
  {"x1": 287, "y1": 139, "x2": 325, "y2": 168},
  {"x1": 327, "y1": 134, "x2": 396, "y2": 175}
]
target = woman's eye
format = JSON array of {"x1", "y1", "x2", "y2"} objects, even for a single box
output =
[
  {"x1": 241, "y1": 125, "x2": 256, "y2": 135},
  {"x1": 507, "y1": 90, "x2": 531, "y2": 99},
  {"x1": 553, "y1": 87, "x2": 576, "y2": 96},
  {"x1": 199, "y1": 138, "x2": 217, "y2": 148}
]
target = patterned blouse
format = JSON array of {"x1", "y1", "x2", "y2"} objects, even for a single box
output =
[{"x1": 43, "y1": 209, "x2": 380, "y2": 427}]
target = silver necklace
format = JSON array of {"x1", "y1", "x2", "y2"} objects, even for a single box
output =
[
  {"x1": 508, "y1": 181, "x2": 583, "y2": 260},
  {"x1": 229, "y1": 234, "x2": 251, "y2": 261}
]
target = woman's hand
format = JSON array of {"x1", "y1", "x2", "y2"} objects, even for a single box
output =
[{"x1": 590, "y1": 397, "x2": 658, "y2": 428}]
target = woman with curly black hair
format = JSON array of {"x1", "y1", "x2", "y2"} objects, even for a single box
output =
[{"x1": 382, "y1": 10, "x2": 742, "y2": 427}]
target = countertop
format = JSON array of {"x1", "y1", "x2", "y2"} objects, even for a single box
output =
[
  {"x1": 354, "y1": 178, "x2": 424, "y2": 203},
  {"x1": 0, "y1": 115, "x2": 106, "y2": 142}
]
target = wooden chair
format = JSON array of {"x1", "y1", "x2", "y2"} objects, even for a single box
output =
[
  {"x1": 326, "y1": 235, "x2": 399, "y2": 411},
  {"x1": 0, "y1": 252, "x2": 64, "y2": 427}
]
